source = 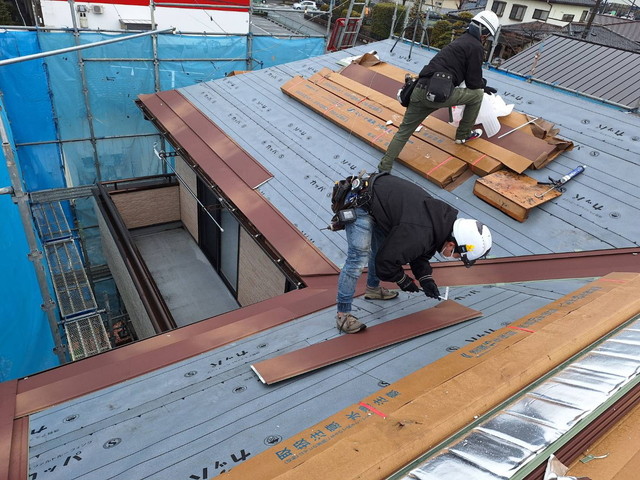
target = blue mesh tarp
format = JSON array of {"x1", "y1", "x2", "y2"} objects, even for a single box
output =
[
  {"x1": 0, "y1": 103, "x2": 59, "y2": 382},
  {"x1": 0, "y1": 31, "x2": 65, "y2": 191},
  {"x1": 252, "y1": 36, "x2": 325, "y2": 69},
  {"x1": 0, "y1": 29, "x2": 324, "y2": 378}
]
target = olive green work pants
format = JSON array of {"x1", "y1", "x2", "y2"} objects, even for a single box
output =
[{"x1": 378, "y1": 85, "x2": 484, "y2": 172}]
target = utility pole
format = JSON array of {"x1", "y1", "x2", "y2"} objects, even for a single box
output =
[{"x1": 582, "y1": 0, "x2": 603, "y2": 39}]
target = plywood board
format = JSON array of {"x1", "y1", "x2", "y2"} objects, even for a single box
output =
[
  {"x1": 309, "y1": 69, "x2": 502, "y2": 176},
  {"x1": 341, "y1": 62, "x2": 568, "y2": 174},
  {"x1": 252, "y1": 300, "x2": 482, "y2": 384},
  {"x1": 566, "y1": 401, "x2": 640, "y2": 480},
  {"x1": 281, "y1": 77, "x2": 467, "y2": 187},
  {"x1": 473, "y1": 169, "x2": 562, "y2": 222}
]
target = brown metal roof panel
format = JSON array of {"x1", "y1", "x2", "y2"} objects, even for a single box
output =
[
  {"x1": 156, "y1": 90, "x2": 273, "y2": 189},
  {"x1": 431, "y1": 248, "x2": 640, "y2": 287},
  {"x1": 251, "y1": 300, "x2": 482, "y2": 384},
  {"x1": 8, "y1": 417, "x2": 28, "y2": 480},
  {"x1": 137, "y1": 93, "x2": 339, "y2": 278},
  {"x1": 0, "y1": 379, "x2": 17, "y2": 480},
  {"x1": 13, "y1": 285, "x2": 339, "y2": 416}
]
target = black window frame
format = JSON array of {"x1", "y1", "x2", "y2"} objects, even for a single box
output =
[
  {"x1": 562, "y1": 14, "x2": 575, "y2": 22},
  {"x1": 491, "y1": 0, "x2": 506, "y2": 17},
  {"x1": 509, "y1": 4, "x2": 527, "y2": 21},
  {"x1": 532, "y1": 9, "x2": 549, "y2": 21}
]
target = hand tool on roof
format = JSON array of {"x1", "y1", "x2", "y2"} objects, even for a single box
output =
[{"x1": 535, "y1": 165, "x2": 586, "y2": 199}]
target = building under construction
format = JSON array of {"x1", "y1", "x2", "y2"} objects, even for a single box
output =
[{"x1": 1, "y1": 4, "x2": 640, "y2": 480}]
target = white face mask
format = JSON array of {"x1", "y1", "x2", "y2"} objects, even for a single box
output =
[{"x1": 439, "y1": 244, "x2": 456, "y2": 261}]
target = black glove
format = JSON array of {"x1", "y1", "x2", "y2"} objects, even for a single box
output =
[
  {"x1": 419, "y1": 275, "x2": 441, "y2": 300},
  {"x1": 483, "y1": 85, "x2": 497, "y2": 95},
  {"x1": 397, "y1": 274, "x2": 419, "y2": 293}
]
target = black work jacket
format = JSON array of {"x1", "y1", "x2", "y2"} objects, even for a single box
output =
[
  {"x1": 418, "y1": 30, "x2": 485, "y2": 90},
  {"x1": 368, "y1": 175, "x2": 458, "y2": 283}
]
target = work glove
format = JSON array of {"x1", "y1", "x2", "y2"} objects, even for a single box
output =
[
  {"x1": 419, "y1": 275, "x2": 441, "y2": 300},
  {"x1": 482, "y1": 78, "x2": 497, "y2": 95},
  {"x1": 397, "y1": 274, "x2": 419, "y2": 293}
]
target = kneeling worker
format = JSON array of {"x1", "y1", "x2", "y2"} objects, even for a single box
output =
[{"x1": 336, "y1": 174, "x2": 492, "y2": 334}]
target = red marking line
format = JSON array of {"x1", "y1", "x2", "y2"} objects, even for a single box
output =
[
  {"x1": 373, "y1": 129, "x2": 390, "y2": 142},
  {"x1": 359, "y1": 402, "x2": 387, "y2": 418},
  {"x1": 472, "y1": 154, "x2": 487, "y2": 165},
  {"x1": 508, "y1": 326, "x2": 535, "y2": 333},
  {"x1": 427, "y1": 156, "x2": 453, "y2": 175},
  {"x1": 325, "y1": 102, "x2": 341, "y2": 113}
]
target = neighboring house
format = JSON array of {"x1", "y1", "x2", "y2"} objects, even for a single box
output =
[
  {"x1": 487, "y1": 0, "x2": 594, "y2": 27},
  {"x1": 494, "y1": 20, "x2": 564, "y2": 58},
  {"x1": 562, "y1": 23, "x2": 640, "y2": 51},
  {"x1": 603, "y1": 19, "x2": 640, "y2": 42},
  {"x1": 25, "y1": 0, "x2": 251, "y2": 33},
  {"x1": 498, "y1": 33, "x2": 640, "y2": 110}
]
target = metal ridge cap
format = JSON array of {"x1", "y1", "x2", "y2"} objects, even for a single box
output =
[{"x1": 431, "y1": 248, "x2": 640, "y2": 286}]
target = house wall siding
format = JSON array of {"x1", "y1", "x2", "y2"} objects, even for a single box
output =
[
  {"x1": 488, "y1": 1, "x2": 591, "y2": 26},
  {"x1": 110, "y1": 186, "x2": 180, "y2": 230},
  {"x1": 175, "y1": 157, "x2": 198, "y2": 241},
  {"x1": 237, "y1": 228, "x2": 285, "y2": 307}
]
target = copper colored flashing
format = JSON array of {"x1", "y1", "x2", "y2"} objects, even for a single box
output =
[
  {"x1": 136, "y1": 92, "x2": 339, "y2": 278},
  {"x1": 14, "y1": 285, "x2": 338, "y2": 417},
  {"x1": 8, "y1": 417, "x2": 28, "y2": 480},
  {"x1": 156, "y1": 90, "x2": 272, "y2": 190},
  {"x1": 251, "y1": 300, "x2": 481, "y2": 384},
  {"x1": 0, "y1": 379, "x2": 17, "y2": 480},
  {"x1": 431, "y1": 247, "x2": 640, "y2": 287}
]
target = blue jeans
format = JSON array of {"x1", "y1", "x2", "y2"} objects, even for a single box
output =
[{"x1": 336, "y1": 208, "x2": 384, "y2": 314}]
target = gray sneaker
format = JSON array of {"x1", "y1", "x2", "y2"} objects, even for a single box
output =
[
  {"x1": 336, "y1": 313, "x2": 366, "y2": 334},
  {"x1": 364, "y1": 285, "x2": 399, "y2": 301}
]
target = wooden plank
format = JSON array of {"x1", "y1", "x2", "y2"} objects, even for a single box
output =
[
  {"x1": 251, "y1": 300, "x2": 482, "y2": 384},
  {"x1": 473, "y1": 169, "x2": 562, "y2": 222},
  {"x1": 281, "y1": 77, "x2": 467, "y2": 187},
  {"x1": 366, "y1": 61, "x2": 574, "y2": 170},
  {"x1": 309, "y1": 69, "x2": 502, "y2": 176},
  {"x1": 340, "y1": 63, "x2": 563, "y2": 174}
]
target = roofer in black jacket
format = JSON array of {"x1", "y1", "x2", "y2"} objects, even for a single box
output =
[
  {"x1": 378, "y1": 11, "x2": 501, "y2": 172},
  {"x1": 336, "y1": 174, "x2": 492, "y2": 334}
]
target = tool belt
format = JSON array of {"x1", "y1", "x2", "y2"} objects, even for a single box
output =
[{"x1": 418, "y1": 72, "x2": 454, "y2": 103}]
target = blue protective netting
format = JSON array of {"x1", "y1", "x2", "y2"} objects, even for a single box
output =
[
  {"x1": 0, "y1": 29, "x2": 324, "y2": 380},
  {"x1": 0, "y1": 100, "x2": 59, "y2": 382}
]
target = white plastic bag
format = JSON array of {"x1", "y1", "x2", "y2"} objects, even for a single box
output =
[{"x1": 449, "y1": 94, "x2": 514, "y2": 138}]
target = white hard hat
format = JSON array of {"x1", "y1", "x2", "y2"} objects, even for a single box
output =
[
  {"x1": 472, "y1": 10, "x2": 500, "y2": 37},
  {"x1": 452, "y1": 218, "x2": 492, "y2": 267}
]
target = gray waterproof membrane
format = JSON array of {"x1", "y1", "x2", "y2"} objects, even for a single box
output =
[{"x1": 404, "y1": 319, "x2": 640, "y2": 480}]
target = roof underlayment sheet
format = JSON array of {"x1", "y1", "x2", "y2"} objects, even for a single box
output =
[
  {"x1": 2, "y1": 38, "x2": 640, "y2": 479},
  {"x1": 221, "y1": 273, "x2": 640, "y2": 480}
]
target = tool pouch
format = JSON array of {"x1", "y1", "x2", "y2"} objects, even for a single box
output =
[
  {"x1": 397, "y1": 75, "x2": 418, "y2": 108},
  {"x1": 426, "y1": 72, "x2": 454, "y2": 103}
]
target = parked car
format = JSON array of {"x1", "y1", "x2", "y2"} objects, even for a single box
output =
[{"x1": 293, "y1": 1, "x2": 318, "y2": 10}]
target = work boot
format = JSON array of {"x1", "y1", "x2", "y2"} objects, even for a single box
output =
[
  {"x1": 455, "y1": 128, "x2": 483, "y2": 144},
  {"x1": 364, "y1": 285, "x2": 399, "y2": 301},
  {"x1": 336, "y1": 313, "x2": 366, "y2": 334}
]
